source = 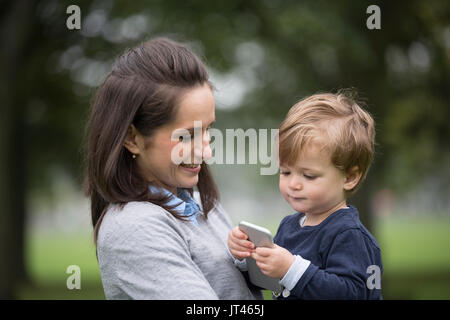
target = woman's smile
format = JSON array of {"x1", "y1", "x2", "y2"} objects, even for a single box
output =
[{"x1": 179, "y1": 163, "x2": 201, "y2": 173}]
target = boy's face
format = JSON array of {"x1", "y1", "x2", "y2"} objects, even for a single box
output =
[{"x1": 279, "y1": 143, "x2": 348, "y2": 215}]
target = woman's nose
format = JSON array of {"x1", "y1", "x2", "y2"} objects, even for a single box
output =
[
  {"x1": 193, "y1": 130, "x2": 212, "y2": 162},
  {"x1": 202, "y1": 144, "x2": 212, "y2": 161},
  {"x1": 202, "y1": 130, "x2": 212, "y2": 161},
  {"x1": 193, "y1": 145, "x2": 203, "y2": 162}
]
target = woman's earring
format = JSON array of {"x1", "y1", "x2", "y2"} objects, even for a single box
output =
[{"x1": 132, "y1": 154, "x2": 137, "y2": 159}]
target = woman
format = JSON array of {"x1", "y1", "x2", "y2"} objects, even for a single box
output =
[{"x1": 84, "y1": 37, "x2": 262, "y2": 300}]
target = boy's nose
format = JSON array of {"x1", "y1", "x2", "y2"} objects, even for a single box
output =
[{"x1": 288, "y1": 178, "x2": 302, "y2": 191}]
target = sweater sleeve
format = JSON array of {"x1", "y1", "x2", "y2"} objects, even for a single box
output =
[
  {"x1": 97, "y1": 206, "x2": 219, "y2": 300},
  {"x1": 289, "y1": 228, "x2": 377, "y2": 299}
]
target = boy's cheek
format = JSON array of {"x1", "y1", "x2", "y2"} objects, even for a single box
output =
[
  {"x1": 280, "y1": 191, "x2": 289, "y2": 202},
  {"x1": 278, "y1": 180, "x2": 285, "y2": 195},
  {"x1": 279, "y1": 183, "x2": 289, "y2": 200}
]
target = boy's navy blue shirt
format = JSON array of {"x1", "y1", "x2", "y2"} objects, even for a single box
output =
[{"x1": 274, "y1": 206, "x2": 383, "y2": 300}]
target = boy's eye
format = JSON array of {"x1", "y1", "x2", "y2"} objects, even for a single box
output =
[
  {"x1": 280, "y1": 170, "x2": 290, "y2": 176},
  {"x1": 304, "y1": 174, "x2": 316, "y2": 180}
]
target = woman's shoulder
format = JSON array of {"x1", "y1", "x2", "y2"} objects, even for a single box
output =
[
  {"x1": 98, "y1": 201, "x2": 179, "y2": 244},
  {"x1": 108, "y1": 201, "x2": 175, "y2": 223},
  {"x1": 193, "y1": 190, "x2": 227, "y2": 216},
  {"x1": 194, "y1": 191, "x2": 233, "y2": 227}
]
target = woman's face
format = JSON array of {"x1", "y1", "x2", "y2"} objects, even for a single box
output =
[{"x1": 129, "y1": 83, "x2": 215, "y2": 195}]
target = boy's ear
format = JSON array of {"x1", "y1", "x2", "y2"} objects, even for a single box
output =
[
  {"x1": 123, "y1": 124, "x2": 141, "y2": 155},
  {"x1": 343, "y1": 166, "x2": 362, "y2": 191}
]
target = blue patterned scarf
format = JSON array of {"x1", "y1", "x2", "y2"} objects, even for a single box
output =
[{"x1": 148, "y1": 185, "x2": 201, "y2": 226}]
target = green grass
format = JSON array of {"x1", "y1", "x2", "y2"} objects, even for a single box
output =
[
  {"x1": 376, "y1": 216, "x2": 450, "y2": 299},
  {"x1": 376, "y1": 216, "x2": 450, "y2": 273},
  {"x1": 18, "y1": 216, "x2": 450, "y2": 299},
  {"x1": 19, "y1": 232, "x2": 104, "y2": 299}
]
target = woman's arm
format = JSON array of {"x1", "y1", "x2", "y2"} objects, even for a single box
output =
[{"x1": 97, "y1": 204, "x2": 219, "y2": 299}]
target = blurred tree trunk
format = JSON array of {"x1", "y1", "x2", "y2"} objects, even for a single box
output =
[
  {"x1": 0, "y1": 47, "x2": 14, "y2": 299},
  {"x1": 0, "y1": 0, "x2": 36, "y2": 299},
  {"x1": 11, "y1": 92, "x2": 29, "y2": 287}
]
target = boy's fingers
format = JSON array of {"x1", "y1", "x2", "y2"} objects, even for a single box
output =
[
  {"x1": 229, "y1": 234, "x2": 247, "y2": 246},
  {"x1": 242, "y1": 240, "x2": 255, "y2": 249},
  {"x1": 231, "y1": 249, "x2": 251, "y2": 259},
  {"x1": 234, "y1": 227, "x2": 248, "y2": 240},
  {"x1": 255, "y1": 247, "x2": 271, "y2": 257},
  {"x1": 239, "y1": 251, "x2": 251, "y2": 258},
  {"x1": 232, "y1": 229, "x2": 254, "y2": 249},
  {"x1": 251, "y1": 251, "x2": 265, "y2": 262},
  {"x1": 255, "y1": 260, "x2": 268, "y2": 272},
  {"x1": 229, "y1": 240, "x2": 253, "y2": 252}
]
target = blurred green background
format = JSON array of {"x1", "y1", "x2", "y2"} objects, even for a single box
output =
[{"x1": 1, "y1": 0, "x2": 449, "y2": 299}]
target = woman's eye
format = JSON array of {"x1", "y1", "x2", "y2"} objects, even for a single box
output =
[{"x1": 179, "y1": 134, "x2": 193, "y2": 142}]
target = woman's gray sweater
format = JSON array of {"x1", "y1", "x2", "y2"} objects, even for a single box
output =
[{"x1": 97, "y1": 194, "x2": 262, "y2": 300}]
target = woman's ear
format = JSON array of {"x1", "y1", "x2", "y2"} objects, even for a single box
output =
[
  {"x1": 123, "y1": 125, "x2": 141, "y2": 155},
  {"x1": 343, "y1": 166, "x2": 362, "y2": 191}
]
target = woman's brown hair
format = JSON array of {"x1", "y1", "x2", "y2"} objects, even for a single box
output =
[{"x1": 84, "y1": 38, "x2": 219, "y2": 243}]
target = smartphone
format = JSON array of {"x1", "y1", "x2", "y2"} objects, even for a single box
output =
[
  {"x1": 238, "y1": 221, "x2": 283, "y2": 292},
  {"x1": 238, "y1": 221, "x2": 274, "y2": 248}
]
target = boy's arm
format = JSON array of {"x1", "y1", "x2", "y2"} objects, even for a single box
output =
[
  {"x1": 279, "y1": 255, "x2": 311, "y2": 290},
  {"x1": 285, "y1": 229, "x2": 382, "y2": 299}
]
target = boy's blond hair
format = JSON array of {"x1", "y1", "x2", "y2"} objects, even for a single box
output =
[{"x1": 278, "y1": 90, "x2": 375, "y2": 195}]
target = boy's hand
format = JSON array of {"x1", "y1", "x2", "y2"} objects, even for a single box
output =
[
  {"x1": 251, "y1": 244, "x2": 295, "y2": 279},
  {"x1": 227, "y1": 226, "x2": 255, "y2": 260}
]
